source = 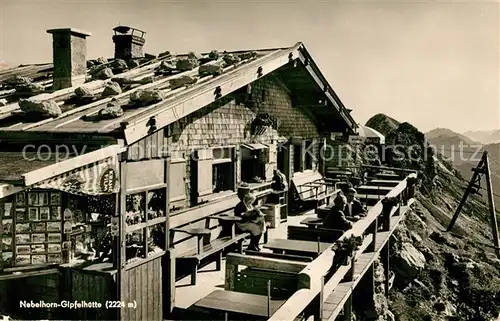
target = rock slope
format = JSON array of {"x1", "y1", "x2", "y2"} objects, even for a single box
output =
[{"x1": 366, "y1": 114, "x2": 500, "y2": 321}]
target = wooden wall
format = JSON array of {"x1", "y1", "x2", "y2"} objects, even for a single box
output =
[
  {"x1": 69, "y1": 269, "x2": 117, "y2": 320},
  {"x1": 0, "y1": 272, "x2": 60, "y2": 319},
  {"x1": 121, "y1": 257, "x2": 163, "y2": 321}
]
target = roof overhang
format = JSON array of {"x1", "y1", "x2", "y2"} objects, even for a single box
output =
[
  {"x1": 121, "y1": 42, "x2": 358, "y2": 145},
  {"x1": 22, "y1": 143, "x2": 125, "y2": 186},
  {"x1": 121, "y1": 44, "x2": 303, "y2": 145},
  {"x1": 296, "y1": 46, "x2": 357, "y2": 133}
]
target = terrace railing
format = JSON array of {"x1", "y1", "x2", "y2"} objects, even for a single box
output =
[{"x1": 268, "y1": 172, "x2": 417, "y2": 321}]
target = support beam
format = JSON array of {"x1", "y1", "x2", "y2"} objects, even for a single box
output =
[
  {"x1": 447, "y1": 153, "x2": 486, "y2": 231},
  {"x1": 116, "y1": 153, "x2": 128, "y2": 321},
  {"x1": 484, "y1": 152, "x2": 500, "y2": 258}
]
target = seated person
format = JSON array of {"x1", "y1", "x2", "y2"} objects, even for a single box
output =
[
  {"x1": 345, "y1": 188, "x2": 367, "y2": 221},
  {"x1": 323, "y1": 194, "x2": 352, "y2": 231},
  {"x1": 234, "y1": 193, "x2": 266, "y2": 251},
  {"x1": 271, "y1": 169, "x2": 288, "y2": 192}
]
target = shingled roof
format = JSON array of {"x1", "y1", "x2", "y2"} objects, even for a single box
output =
[{"x1": 0, "y1": 42, "x2": 357, "y2": 145}]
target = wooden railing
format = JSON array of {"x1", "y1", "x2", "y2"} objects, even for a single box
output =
[{"x1": 268, "y1": 172, "x2": 417, "y2": 321}]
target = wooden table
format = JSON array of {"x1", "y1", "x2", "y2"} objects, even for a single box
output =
[
  {"x1": 209, "y1": 215, "x2": 242, "y2": 238},
  {"x1": 194, "y1": 289, "x2": 286, "y2": 317},
  {"x1": 300, "y1": 217, "x2": 323, "y2": 228},
  {"x1": 263, "y1": 238, "x2": 333, "y2": 255},
  {"x1": 171, "y1": 227, "x2": 211, "y2": 254}
]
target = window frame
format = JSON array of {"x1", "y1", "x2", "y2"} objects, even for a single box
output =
[{"x1": 124, "y1": 184, "x2": 168, "y2": 265}]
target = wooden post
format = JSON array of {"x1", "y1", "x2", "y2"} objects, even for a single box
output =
[
  {"x1": 267, "y1": 280, "x2": 272, "y2": 317},
  {"x1": 224, "y1": 260, "x2": 237, "y2": 291},
  {"x1": 116, "y1": 152, "x2": 128, "y2": 321},
  {"x1": 447, "y1": 155, "x2": 484, "y2": 231},
  {"x1": 143, "y1": 190, "x2": 148, "y2": 258},
  {"x1": 381, "y1": 200, "x2": 395, "y2": 232},
  {"x1": 319, "y1": 275, "x2": 325, "y2": 321},
  {"x1": 382, "y1": 241, "x2": 390, "y2": 298},
  {"x1": 163, "y1": 157, "x2": 176, "y2": 316},
  {"x1": 367, "y1": 217, "x2": 378, "y2": 252},
  {"x1": 484, "y1": 153, "x2": 500, "y2": 258}
]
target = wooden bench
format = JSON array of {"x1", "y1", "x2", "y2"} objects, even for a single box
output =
[
  {"x1": 287, "y1": 225, "x2": 344, "y2": 243},
  {"x1": 174, "y1": 227, "x2": 250, "y2": 285},
  {"x1": 173, "y1": 214, "x2": 270, "y2": 285}
]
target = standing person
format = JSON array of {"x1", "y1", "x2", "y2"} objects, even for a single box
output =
[
  {"x1": 323, "y1": 194, "x2": 352, "y2": 231},
  {"x1": 234, "y1": 193, "x2": 266, "y2": 251},
  {"x1": 345, "y1": 188, "x2": 367, "y2": 220}
]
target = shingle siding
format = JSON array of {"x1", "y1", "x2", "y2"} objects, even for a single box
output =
[{"x1": 130, "y1": 74, "x2": 322, "y2": 211}]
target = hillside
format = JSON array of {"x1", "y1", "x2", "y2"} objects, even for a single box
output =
[
  {"x1": 464, "y1": 129, "x2": 500, "y2": 145},
  {"x1": 423, "y1": 128, "x2": 500, "y2": 210},
  {"x1": 366, "y1": 114, "x2": 500, "y2": 321}
]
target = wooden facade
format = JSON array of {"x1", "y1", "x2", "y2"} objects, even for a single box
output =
[{"x1": 0, "y1": 40, "x2": 360, "y2": 321}]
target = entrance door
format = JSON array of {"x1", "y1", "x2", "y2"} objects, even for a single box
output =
[
  {"x1": 277, "y1": 146, "x2": 286, "y2": 174},
  {"x1": 276, "y1": 144, "x2": 290, "y2": 221}
]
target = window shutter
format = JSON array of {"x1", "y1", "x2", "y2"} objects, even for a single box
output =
[
  {"x1": 196, "y1": 149, "x2": 213, "y2": 197},
  {"x1": 169, "y1": 159, "x2": 186, "y2": 202}
]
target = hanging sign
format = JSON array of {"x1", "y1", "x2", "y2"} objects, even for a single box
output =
[{"x1": 99, "y1": 166, "x2": 118, "y2": 193}]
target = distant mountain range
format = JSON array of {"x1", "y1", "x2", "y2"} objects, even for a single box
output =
[
  {"x1": 425, "y1": 127, "x2": 500, "y2": 206},
  {"x1": 464, "y1": 129, "x2": 500, "y2": 145}
]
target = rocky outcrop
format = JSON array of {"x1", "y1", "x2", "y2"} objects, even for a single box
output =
[
  {"x1": 393, "y1": 242, "x2": 426, "y2": 281},
  {"x1": 365, "y1": 114, "x2": 438, "y2": 193},
  {"x1": 365, "y1": 113, "x2": 399, "y2": 137}
]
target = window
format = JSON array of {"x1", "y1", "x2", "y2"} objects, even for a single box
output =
[
  {"x1": 193, "y1": 147, "x2": 236, "y2": 204},
  {"x1": 124, "y1": 187, "x2": 167, "y2": 264},
  {"x1": 293, "y1": 144, "x2": 302, "y2": 173},
  {"x1": 213, "y1": 162, "x2": 234, "y2": 192},
  {"x1": 304, "y1": 140, "x2": 313, "y2": 170},
  {"x1": 240, "y1": 144, "x2": 268, "y2": 183}
]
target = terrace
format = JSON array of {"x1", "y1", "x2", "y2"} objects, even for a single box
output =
[{"x1": 169, "y1": 168, "x2": 417, "y2": 321}]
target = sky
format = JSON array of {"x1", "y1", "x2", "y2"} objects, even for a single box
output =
[{"x1": 0, "y1": 0, "x2": 499, "y2": 133}]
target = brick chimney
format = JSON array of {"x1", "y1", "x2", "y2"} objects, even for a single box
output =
[
  {"x1": 112, "y1": 26, "x2": 146, "y2": 59},
  {"x1": 46, "y1": 28, "x2": 91, "y2": 90}
]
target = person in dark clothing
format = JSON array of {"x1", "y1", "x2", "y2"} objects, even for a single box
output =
[
  {"x1": 271, "y1": 169, "x2": 288, "y2": 192},
  {"x1": 234, "y1": 193, "x2": 266, "y2": 251},
  {"x1": 345, "y1": 188, "x2": 366, "y2": 221},
  {"x1": 323, "y1": 194, "x2": 352, "y2": 231}
]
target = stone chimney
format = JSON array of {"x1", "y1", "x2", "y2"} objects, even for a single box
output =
[
  {"x1": 46, "y1": 28, "x2": 91, "y2": 90},
  {"x1": 112, "y1": 26, "x2": 146, "y2": 59}
]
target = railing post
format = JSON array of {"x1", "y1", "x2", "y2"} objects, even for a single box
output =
[
  {"x1": 382, "y1": 240, "x2": 390, "y2": 298},
  {"x1": 381, "y1": 198, "x2": 397, "y2": 232},
  {"x1": 367, "y1": 217, "x2": 378, "y2": 252},
  {"x1": 406, "y1": 177, "x2": 417, "y2": 203},
  {"x1": 343, "y1": 255, "x2": 355, "y2": 321}
]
